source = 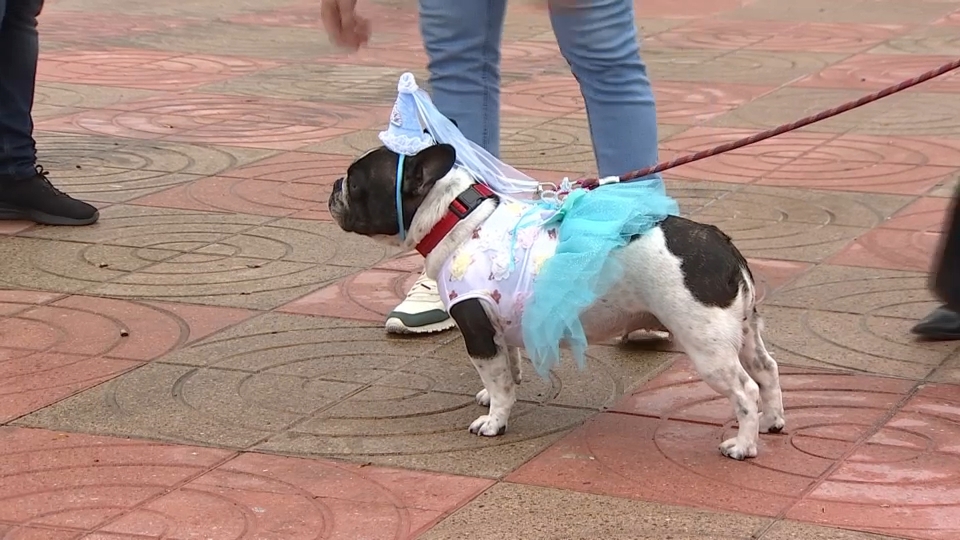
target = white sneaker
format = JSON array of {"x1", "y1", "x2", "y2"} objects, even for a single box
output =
[{"x1": 385, "y1": 272, "x2": 456, "y2": 335}]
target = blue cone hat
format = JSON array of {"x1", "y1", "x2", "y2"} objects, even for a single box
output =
[{"x1": 378, "y1": 72, "x2": 435, "y2": 155}]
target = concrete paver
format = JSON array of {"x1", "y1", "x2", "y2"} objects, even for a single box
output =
[{"x1": 2, "y1": 0, "x2": 960, "y2": 537}]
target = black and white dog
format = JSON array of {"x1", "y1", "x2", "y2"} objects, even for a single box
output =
[{"x1": 328, "y1": 143, "x2": 785, "y2": 460}]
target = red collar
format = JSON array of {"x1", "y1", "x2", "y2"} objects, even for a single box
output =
[{"x1": 415, "y1": 183, "x2": 497, "y2": 257}]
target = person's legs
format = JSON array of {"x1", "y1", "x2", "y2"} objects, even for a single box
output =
[
  {"x1": 385, "y1": 0, "x2": 507, "y2": 335},
  {"x1": 0, "y1": 0, "x2": 41, "y2": 180},
  {"x1": 0, "y1": 0, "x2": 98, "y2": 225},
  {"x1": 549, "y1": 0, "x2": 661, "y2": 180},
  {"x1": 418, "y1": 0, "x2": 507, "y2": 156},
  {"x1": 913, "y1": 184, "x2": 960, "y2": 340}
]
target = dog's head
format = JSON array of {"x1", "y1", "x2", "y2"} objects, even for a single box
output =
[{"x1": 328, "y1": 143, "x2": 457, "y2": 241}]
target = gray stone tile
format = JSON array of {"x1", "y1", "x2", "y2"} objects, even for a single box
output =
[
  {"x1": 33, "y1": 139, "x2": 276, "y2": 203},
  {"x1": 17, "y1": 314, "x2": 450, "y2": 447},
  {"x1": 0, "y1": 237, "x2": 175, "y2": 294},
  {"x1": 723, "y1": 0, "x2": 954, "y2": 24},
  {"x1": 107, "y1": 21, "x2": 345, "y2": 60},
  {"x1": 765, "y1": 265, "x2": 940, "y2": 321},
  {"x1": 257, "y1": 399, "x2": 592, "y2": 478},
  {"x1": 762, "y1": 305, "x2": 959, "y2": 379},
  {"x1": 707, "y1": 87, "x2": 886, "y2": 133},
  {"x1": 760, "y1": 520, "x2": 905, "y2": 540},
  {"x1": 419, "y1": 483, "x2": 772, "y2": 540},
  {"x1": 409, "y1": 339, "x2": 676, "y2": 410},
  {"x1": 645, "y1": 48, "x2": 845, "y2": 85}
]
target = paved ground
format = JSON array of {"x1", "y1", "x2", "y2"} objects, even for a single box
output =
[{"x1": 2, "y1": 0, "x2": 960, "y2": 538}]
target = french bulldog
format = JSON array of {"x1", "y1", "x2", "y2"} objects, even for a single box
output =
[{"x1": 328, "y1": 143, "x2": 785, "y2": 460}]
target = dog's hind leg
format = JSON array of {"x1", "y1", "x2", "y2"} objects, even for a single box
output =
[
  {"x1": 678, "y1": 314, "x2": 761, "y2": 460},
  {"x1": 449, "y1": 299, "x2": 517, "y2": 436},
  {"x1": 739, "y1": 311, "x2": 785, "y2": 434}
]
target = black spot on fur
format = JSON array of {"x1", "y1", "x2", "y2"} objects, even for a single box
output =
[
  {"x1": 449, "y1": 299, "x2": 499, "y2": 359},
  {"x1": 658, "y1": 215, "x2": 753, "y2": 308}
]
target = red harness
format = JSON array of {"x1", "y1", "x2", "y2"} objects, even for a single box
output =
[{"x1": 415, "y1": 183, "x2": 498, "y2": 257}]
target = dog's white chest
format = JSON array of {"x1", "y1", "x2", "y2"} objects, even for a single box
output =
[{"x1": 436, "y1": 201, "x2": 559, "y2": 346}]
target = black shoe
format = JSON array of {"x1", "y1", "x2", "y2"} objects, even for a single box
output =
[
  {"x1": 0, "y1": 165, "x2": 99, "y2": 226},
  {"x1": 912, "y1": 305, "x2": 960, "y2": 341}
]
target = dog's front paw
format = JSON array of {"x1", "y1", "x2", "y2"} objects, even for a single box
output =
[
  {"x1": 720, "y1": 437, "x2": 757, "y2": 460},
  {"x1": 760, "y1": 413, "x2": 785, "y2": 434},
  {"x1": 475, "y1": 388, "x2": 490, "y2": 407},
  {"x1": 469, "y1": 415, "x2": 507, "y2": 436}
]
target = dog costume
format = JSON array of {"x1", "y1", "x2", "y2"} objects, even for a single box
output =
[{"x1": 380, "y1": 73, "x2": 680, "y2": 376}]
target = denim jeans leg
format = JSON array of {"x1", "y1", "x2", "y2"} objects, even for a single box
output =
[
  {"x1": 0, "y1": 0, "x2": 43, "y2": 180},
  {"x1": 549, "y1": 0, "x2": 661, "y2": 181},
  {"x1": 418, "y1": 0, "x2": 507, "y2": 157}
]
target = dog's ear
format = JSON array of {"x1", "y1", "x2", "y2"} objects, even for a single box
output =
[{"x1": 404, "y1": 143, "x2": 456, "y2": 196}]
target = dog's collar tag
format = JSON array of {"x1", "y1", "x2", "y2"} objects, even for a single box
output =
[{"x1": 415, "y1": 183, "x2": 497, "y2": 257}]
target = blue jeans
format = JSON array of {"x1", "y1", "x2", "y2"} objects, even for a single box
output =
[
  {"x1": 0, "y1": 0, "x2": 43, "y2": 180},
  {"x1": 418, "y1": 0, "x2": 660, "y2": 179}
]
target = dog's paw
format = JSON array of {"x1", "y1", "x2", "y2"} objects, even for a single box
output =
[
  {"x1": 719, "y1": 437, "x2": 757, "y2": 460},
  {"x1": 760, "y1": 413, "x2": 785, "y2": 434},
  {"x1": 475, "y1": 388, "x2": 490, "y2": 407},
  {"x1": 469, "y1": 415, "x2": 507, "y2": 436}
]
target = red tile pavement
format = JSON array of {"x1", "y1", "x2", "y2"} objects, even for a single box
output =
[
  {"x1": 749, "y1": 258, "x2": 814, "y2": 303},
  {"x1": 786, "y1": 386, "x2": 960, "y2": 539},
  {"x1": 634, "y1": 0, "x2": 751, "y2": 18},
  {"x1": 278, "y1": 267, "x2": 420, "y2": 322},
  {"x1": 937, "y1": 10, "x2": 960, "y2": 25},
  {"x1": 8, "y1": 0, "x2": 960, "y2": 537},
  {"x1": 881, "y1": 197, "x2": 951, "y2": 233},
  {"x1": 35, "y1": 94, "x2": 387, "y2": 150},
  {"x1": 502, "y1": 76, "x2": 773, "y2": 123},
  {"x1": 508, "y1": 358, "x2": 960, "y2": 538},
  {"x1": 129, "y1": 152, "x2": 358, "y2": 220},
  {"x1": 0, "y1": 427, "x2": 491, "y2": 539},
  {"x1": 827, "y1": 196, "x2": 950, "y2": 271},
  {"x1": 0, "y1": 292, "x2": 253, "y2": 421},
  {"x1": 796, "y1": 54, "x2": 960, "y2": 93},
  {"x1": 129, "y1": 175, "x2": 328, "y2": 219},
  {"x1": 38, "y1": 49, "x2": 275, "y2": 91},
  {"x1": 828, "y1": 227, "x2": 941, "y2": 272},
  {"x1": 661, "y1": 127, "x2": 960, "y2": 193},
  {"x1": 647, "y1": 20, "x2": 905, "y2": 53},
  {"x1": 217, "y1": 152, "x2": 355, "y2": 184}
]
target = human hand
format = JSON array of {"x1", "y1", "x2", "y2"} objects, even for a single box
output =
[{"x1": 320, "y1": 0, "x2": 372, "y2": 51}]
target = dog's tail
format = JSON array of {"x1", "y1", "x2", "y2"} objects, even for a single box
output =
[{"x1": 738, "y1": 263, "x2": 758, "y2": 325}]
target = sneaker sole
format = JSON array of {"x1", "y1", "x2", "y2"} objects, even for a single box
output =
[
  {"x1": 385, "y1": 316, "x2": 456, "y2": 335},
  {"x1": 0, "y1": 206, "x2": 99, "y2": 226}
]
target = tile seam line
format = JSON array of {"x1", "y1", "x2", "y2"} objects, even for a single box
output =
[
  {"x1": 2, "y1": 361, "x2": 146, "y2": 427},
  {"x1": 81, "y1": 449, "x2": 242, "y2": 537},
  {"x1": 752, "y1": 380, "x2": 925, "y2": 539}
]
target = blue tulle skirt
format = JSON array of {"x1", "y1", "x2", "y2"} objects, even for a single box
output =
[{"x1": 520, "y1": 178, "x2": 679, "y2": 377}]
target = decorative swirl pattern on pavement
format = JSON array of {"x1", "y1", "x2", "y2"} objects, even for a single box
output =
[
  {"x1": 661, "y1": 127, "x2": 960, "y2": 194},
  {"x1": 508, "y1": 360, "x2": 960, "y2": 537},
  {"x1": 0, "y1": 427, "x2": 490, "y2": 539},
  {"x1": 7, "y1": 207, "x2": 388, "y2": 308},
  {"x1": 0, "y1": 290, "x2": 251, "y2": 422},
  {"x1": 38, "y1": 49, "x2": 273, "y2": 91},
  {"x1": 650, "y1": 19, "x2": 904, "y2": 53},
  {"x1": 36, "y1": 94, "x2": 387, "y2": 150},
  {"x1": 19, "y1": 313, "x2": 674, "y2": 477}
]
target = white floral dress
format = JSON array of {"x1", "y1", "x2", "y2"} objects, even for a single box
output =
[{"x1": 436, "y1": 200, "x2": 559, "y2": 347}]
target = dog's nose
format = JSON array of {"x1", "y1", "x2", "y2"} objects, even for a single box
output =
[{"x1": 333, "y1": 177, "x2": 343, "y2": 192}]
